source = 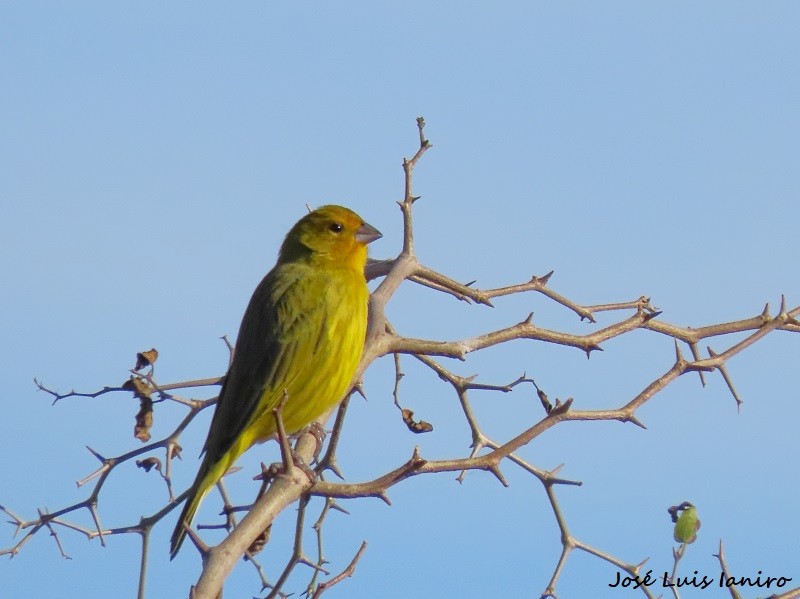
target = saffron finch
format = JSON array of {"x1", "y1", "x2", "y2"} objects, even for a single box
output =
[{"x1": 170, "y1": 205, "x2": 381, "y2": 557}]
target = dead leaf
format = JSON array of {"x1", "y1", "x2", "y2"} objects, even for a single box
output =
[
  {"x1": 122, "y1": 376, "x2": 153, "y2": 399},
  {"x1": 134, "y1": 348, "x2": 159, "y2": 371},
  {"x1": 401, "y1": 408, "x2": 433, "y2": 434},
  {"x1": 136, "y1": 457, "x2": 162, "y2": 473},
  {"x1": 134, "y1": 396, "x2": 154, "y2": 442}
]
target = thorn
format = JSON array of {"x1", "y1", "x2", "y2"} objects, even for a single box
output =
[
  {"x1": 539, "y1": 270, "x2": 554, "y2": 285},
  {"x1": 185, "y1": 523, "x2": 210, "y2": 558},
  {"x1": 273, "y1": 391, "x2": 294, "y2": 473},
  {"x1": 522, "y1": 312, "x2": 534, "y2": 325},
  {"x1": 585, "y1": 344, "x2": 603, "y2": 358},
  {"x1": 469, "y1": 438, "x2": 485, "y2": 452},
  {"x1": 298, "y1": 555, "x2": 331, "y2": 575},
  {"x1": 85, "y1": 446, "x2": 105, "y2": 463},
  {"x1": 716, "y1": 362, "x2": 744, "y2": 411},
  {"x1": 354, "y1": 383, "x2": 367, "y2": 401},
  {"x1": 88, "y1": 503, "x2": 105, "y2": 548},
  {"x1": 761, "y1": 303, "x2": 771, "y2": 319},
  {"x1": 489, "y1": 463, "x2": 509, "y2": 487},
  {"x1": 253, "y1": 462, "x2": 280, "y2": 482},
  {"x1": 326, "y1": 458, "x2": 345, "y2": 480},
  {"x1": 780, "y1": 294, "x2": 787, "y2": 314},
  {"x1": 627, "y1": 413, "x2": 647, "y2": 429},
  {"x1": 674, "y1": 340, "x2": 686, "y2": 365},
  {"x1": 329, "y1": 502, "x2": 350, "y2": 516},
  {"x1": 688, "y1": 342, "x2": 707, "y2": 387},
  {"x1": 550, "y1": 397, "x2": 573, "y2": 416},
  {"x1": 642, "y1": 310, "x2": 662, "y2": 322},
  {"x1": 410, "y1": 446, "x2": 426, "y2": 467},
  {"x1": 636, "y1": 556, "x2": 651, "y2": 569}
]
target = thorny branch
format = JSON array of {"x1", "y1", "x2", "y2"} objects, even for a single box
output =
[{"x1": 4, "y1": 117, "x2": 800, "y2": 599}]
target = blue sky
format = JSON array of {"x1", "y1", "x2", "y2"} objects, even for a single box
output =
[{"x1": 2, "y1": 3, "x2": 799, "y2": 598}]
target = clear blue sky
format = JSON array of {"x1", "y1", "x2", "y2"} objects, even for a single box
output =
[{"x1": 2, "y1": 3, "x2": 799, "y2": 598}]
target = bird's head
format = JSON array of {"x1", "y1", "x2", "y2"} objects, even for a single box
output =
[{"x1": 279, "y1": 205, "x2": 382, "y2": 271}]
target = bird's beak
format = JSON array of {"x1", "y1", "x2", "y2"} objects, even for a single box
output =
[{"x1": 355, "y1": 222, "x2": 382, "y2": 245}]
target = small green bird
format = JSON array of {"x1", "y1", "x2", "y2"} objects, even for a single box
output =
[
  {"x1": 170, "y1": 205, "x2": 381, "y2": 557},
  {"x1": 672, "y1": 502, "x2": 701, "y2": 544}
]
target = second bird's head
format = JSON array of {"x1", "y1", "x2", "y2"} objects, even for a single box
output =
[{"x1": 279, "y1": 205, "x2": 382, "y2": 269}]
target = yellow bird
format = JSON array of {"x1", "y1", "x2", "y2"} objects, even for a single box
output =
[{"x1": 170, "y1": 205, "x2": 381, "y2": 557}]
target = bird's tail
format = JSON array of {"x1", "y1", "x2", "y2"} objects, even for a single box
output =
[{"x1": 169, "y1": 452, "x2": 235, "y2": 558}]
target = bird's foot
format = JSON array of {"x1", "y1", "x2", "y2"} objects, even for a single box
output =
[
  {"x1": 291, "y1": 448, "x2": 318, "y2": 482},
  {"x1": 301, "y1": 422, "x2": 327, "y2": 459},
  {"x1": 255, "y1": 449, "x2": 317, "y2": 485}
]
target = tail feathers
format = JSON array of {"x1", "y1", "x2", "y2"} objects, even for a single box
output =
[{"x1": 170, "y1": 455, "x2": 230, "y2": 559}]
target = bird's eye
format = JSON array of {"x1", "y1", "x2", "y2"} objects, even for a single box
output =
[{"x1": 329, "y1": 222, "x2": 343, "y2": 233}]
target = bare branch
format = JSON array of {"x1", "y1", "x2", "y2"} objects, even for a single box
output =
[
  {"x1": 714, "y1": 541, "x2": 744, "y2": 599},
  {"x1": 310, "y1": 541, "x2": 367, "y2": 599},
  {"x1": 8, "y1": 118, "x2": 799, "y2": 599}
]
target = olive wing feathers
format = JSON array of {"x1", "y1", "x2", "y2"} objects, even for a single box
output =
[{"x1": 201, "y1": 264, "x2": 325, "y2": 462}]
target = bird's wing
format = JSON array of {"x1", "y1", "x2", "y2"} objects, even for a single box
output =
[{"x1": 201, "y1": 263, "x2": 325, "y2": 462}]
